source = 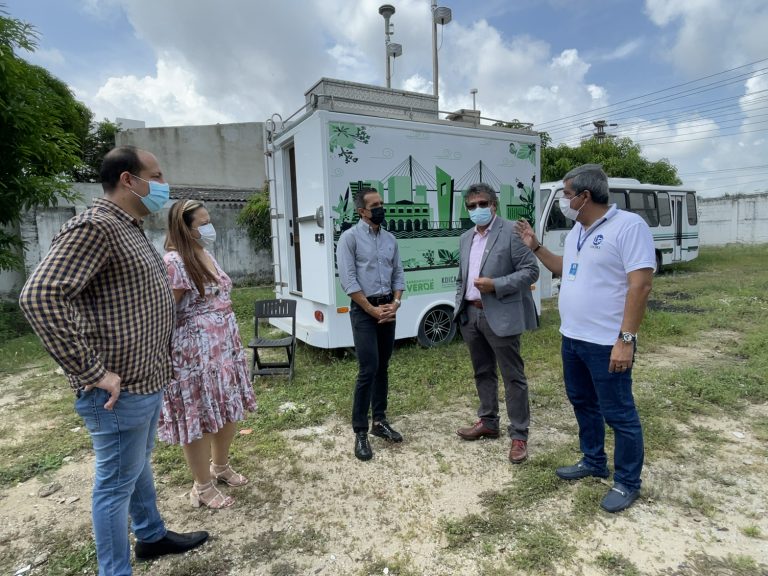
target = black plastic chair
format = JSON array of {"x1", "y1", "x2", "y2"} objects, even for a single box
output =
[{"x1": 248, "y1": 299, "x2": 297, "y2": 382}]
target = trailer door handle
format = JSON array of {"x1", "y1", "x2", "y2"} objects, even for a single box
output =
[{"x1": 289, "y1": 232, "x2": 294, "y2": 246}]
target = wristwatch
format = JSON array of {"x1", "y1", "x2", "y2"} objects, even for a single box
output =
[
  {"x1": 394, "y1": 298, "x2": 401, "y2": 306},
  {"x1": 619, "y1": 331, "x2": 637, "y2": 344}
]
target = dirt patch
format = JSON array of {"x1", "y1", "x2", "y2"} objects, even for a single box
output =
[{"x1": 2, "y1": 336, "x2": 768, "y2": 575}]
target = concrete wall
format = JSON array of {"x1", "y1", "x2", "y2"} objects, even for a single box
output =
[
  {"x1": 2, "y1": 183, "x2": 271, "y2": 298},
  {"x1": 698, "y1": 193, "x2": 768, "y2": 246},
  {"x1": 117, "y1": 123, "x2": 266, "y2": 188}
]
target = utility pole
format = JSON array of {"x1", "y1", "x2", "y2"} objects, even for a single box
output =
[{"x1": 592, "y1": 119, "x2": 618, "y2": 143}]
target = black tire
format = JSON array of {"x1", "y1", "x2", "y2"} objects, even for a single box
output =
[
  {"x1": 416, "y1": 305, "x2": 457, "y2": 348},
  {"x1": 655, "y1": 251, "x2": 663, "y2": 275}
]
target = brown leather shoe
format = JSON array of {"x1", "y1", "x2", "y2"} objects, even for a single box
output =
[
  {"x1": 456, "y1": 420, "x2": 500, "y2": 440},
  {"x1": 509, "y1": 439, "x2": 528, "y2": 463}
]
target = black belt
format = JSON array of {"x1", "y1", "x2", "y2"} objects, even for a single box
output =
[
  {"x1": 366, "y1": 293, "x2": 393, "y2": 306},
  {"x1": 465, "y1": 299, "x2": 483, "y2": 309}
]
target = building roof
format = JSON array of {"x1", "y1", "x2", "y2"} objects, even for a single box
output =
[{"x1": 169, "y1": 186, "x2": 258, "y2": 203}]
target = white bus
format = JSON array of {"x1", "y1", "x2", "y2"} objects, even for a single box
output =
[{"x1": 537, "y1": 178, "x2": 699, "y2": 298}]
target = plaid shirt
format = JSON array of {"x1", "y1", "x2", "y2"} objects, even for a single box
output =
[{"x1": 19, "y1": 198, "x2": 175, "y2": 394}]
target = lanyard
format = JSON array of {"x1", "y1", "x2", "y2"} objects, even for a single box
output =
[{"x1": 576, "y1": 217, "x2": 607, "y2": 254}]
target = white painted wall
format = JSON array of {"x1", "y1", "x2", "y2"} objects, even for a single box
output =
[
  {"x1": 2, "y1": 183, "x2": 271, "y2": 297},
  {"x1": 698, "y1": 193, "x2": 768, "y2": 246}
]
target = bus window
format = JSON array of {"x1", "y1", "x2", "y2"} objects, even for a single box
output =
[
  {"x1": 628, "y1": 190, "x2": 659, "y2": 227},
  {"x1": 609, "y1": 190, "x2": 627, "y2": 210},
  {"x1": 686, "y1": 192, "x2": 698, "y2": 225},
  {"x1": 657, "y1": 192, "x2": 672, "y2": 226},
  {"x1": 545, "y1": 193, "x2": 575, "y2": 231}
]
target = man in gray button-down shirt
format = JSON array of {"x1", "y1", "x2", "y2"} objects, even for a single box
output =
[{"x1": 336, "y1": 187, "x2": 406, "y2": 461}]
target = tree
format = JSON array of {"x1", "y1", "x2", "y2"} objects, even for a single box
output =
[
  {"x1": 237, "y1": 185, "x2": 272, "y2": 250},
  {"x1": 75, "y1": 119, "x2": 121, "y2": 182},
  {"x1": 0, "y1": 6, "x2": 87, "y2": 270},
  {"x1": 541, "y1": 137, "x2": 681, "y2": 185}
]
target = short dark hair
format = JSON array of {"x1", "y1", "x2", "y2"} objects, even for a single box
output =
[
  {"x1": 100, "y1": 146, "x2": 144, "y2": 193},
  {"x1": 563, "y1": 164, "x2": 610, "y2": 204},
  {"x1": 465, "y1": 182, "x2": 498, "y2": 205},
  {"x1": 354, "y1": 187, "x2": 380, "y2": 210}
]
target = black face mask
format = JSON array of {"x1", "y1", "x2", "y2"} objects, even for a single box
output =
[{"x1": 368, "y1": 206, "x2": 386, "y2": 225}]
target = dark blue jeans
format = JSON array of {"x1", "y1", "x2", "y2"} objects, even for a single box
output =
[
  {"x1": 562, "y1": 336, "x2": 644, "y2": 490},
  {"x1": 350, "y1": 302, "x2": 396, "y2": 432}
]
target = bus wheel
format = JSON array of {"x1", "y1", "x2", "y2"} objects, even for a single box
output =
[
  {"x1": 417, "y1": 306, "x2": 457, "y2": 348},
  {"x1": 655, "y1": 251, "x2": 663, "y2": 275}
]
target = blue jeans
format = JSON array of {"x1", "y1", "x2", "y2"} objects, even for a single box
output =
[
  {"x1": 350, "y1": 301, "x2": 396, "y2": 432},
  {"x1": 75, "y1": 388, "x2": 167, "y2": 576},
  {"x1": 561, "y1": 336, "x2": 644, "y2": 490}
]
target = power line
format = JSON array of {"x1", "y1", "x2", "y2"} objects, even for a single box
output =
[
  {"x1": 680, "y1": 164, "x2": 768, "y2": 175},
  {"x1": 561, "y1": 125, "x2": 768, "y2": 147},
  {"x1": 544, "y1": 68, "x2": 768, "y2": 137},
  {"x1": 696, "y1": 177, "x2": 768, "y2": 192},
  {"x1": 536, "y1": 57, "x2": 768, "y2": 129}
]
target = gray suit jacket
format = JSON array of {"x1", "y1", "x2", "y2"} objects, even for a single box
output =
[{"x1": 454, "y1": 217, "x2": 539, "y2": 337}]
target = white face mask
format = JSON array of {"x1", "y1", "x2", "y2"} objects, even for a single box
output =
[
  {"x1": 195, "y1": 223, "x2": 216, "y2": 248},
  {"x1": 558, "y1": 194, "x2": 584, "y2": 221}
]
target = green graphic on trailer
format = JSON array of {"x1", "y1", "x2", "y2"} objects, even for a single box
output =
[{"x1": 329, "y1": 123, "x2": 537, "y2": 300}]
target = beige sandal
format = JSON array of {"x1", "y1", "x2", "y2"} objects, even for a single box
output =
[
  {"x1": 210, "y1": 462, "x2": 249, "y2": 487},
  {"x1": 189, "y1": 481, "x2": 235, "y2": 509}
]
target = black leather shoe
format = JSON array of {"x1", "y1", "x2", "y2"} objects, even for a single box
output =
[
  {"x1": 371, "y1": 420, "x2": 403, "y2": 443},
  {"x1": 555, "y1": 460, "x2": 610, "y2": 480},
  {"x1": 354, "y1": 431, "x2": 373, "y2": 461},
  {"x1": 135, "y1": 530, "x2": 209, "y2": 561}
]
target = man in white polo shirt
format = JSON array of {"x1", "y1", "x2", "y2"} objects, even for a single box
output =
[{"x1": 516, "y1": 164, "x2": 655, "y2": 512}]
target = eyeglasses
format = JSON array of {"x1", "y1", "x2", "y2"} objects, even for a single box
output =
[{"x1": 465, "y1": 201, "x2": 490, "y2": 210}]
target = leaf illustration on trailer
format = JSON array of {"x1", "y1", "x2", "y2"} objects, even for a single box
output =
[
  {"x1": 516, "y1": 178, "x2": 537, "y2": 225},
  {"x1": 509, "y1": 142, "x2": 537, "y2": 165},
  {"x1": 329, "y1": 123, "x2": 371, "y2": 164},
  {"x1": 438, "y1": 249, "x2": 460, "y2": 266}
]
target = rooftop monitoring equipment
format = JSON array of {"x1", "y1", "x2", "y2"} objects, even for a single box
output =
[
  {"x1": 379, "y1": 4, "x2": 403, "y2": 88},
  {"x1": 431, "y1": 2, "x2": 452, "y2": 98}
]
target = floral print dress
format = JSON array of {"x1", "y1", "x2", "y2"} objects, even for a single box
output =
[{"x1": 157, "y1": 250, "x2": 256, "y2": 445}]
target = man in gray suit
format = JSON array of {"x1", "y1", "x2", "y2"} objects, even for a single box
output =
[{"x1": 454, "y1": 183, "x2": 540, "y2": 463}]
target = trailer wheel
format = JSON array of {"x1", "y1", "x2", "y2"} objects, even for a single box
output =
[
  {"x1": 417, "y1": 305, "x2": 457, "y2": 348},
  {"x1": 655, "y1": 251, "x2": 663, "y2": 275}
]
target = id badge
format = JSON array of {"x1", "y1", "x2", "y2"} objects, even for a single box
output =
[{"x1": 567, "y1": 262, "x2": 578, "y2": 281}]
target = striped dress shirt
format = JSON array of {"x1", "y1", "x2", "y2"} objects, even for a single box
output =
[{"x1": 19, "y1": 198, "x2": 175, "y2": 394}]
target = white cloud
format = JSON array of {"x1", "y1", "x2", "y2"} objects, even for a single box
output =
[
  {"x1": 598, "y1": 39, "x2": 644, "y2": 62},
  {"x1": 92, "y1": 56, "x2": 232, "y2": 127},
  {"x1": 644, "y1": 0, "x2": 768, "y2": 75}
]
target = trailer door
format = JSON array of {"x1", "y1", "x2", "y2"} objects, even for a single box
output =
[{"x1": 287, "y1": 145, "x2": 302, "y2": 292}]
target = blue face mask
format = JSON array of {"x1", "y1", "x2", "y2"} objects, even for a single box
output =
[
  {"x1": 129, "y1": 175, "x2": 170, "y2": 213},
  {"x1": 469, "y1": 206, "x2": 493, "y2": 226}
]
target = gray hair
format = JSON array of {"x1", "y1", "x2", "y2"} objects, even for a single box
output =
[
  {"x1": 354, "y1": 187, "x2": 379, "y2": 210},
  {"x1": 563, "y1": 164, "x2": 609, "y2": 204},
  {"x1": 465, "y1": 182, "x2": 498, "y2": 205}
]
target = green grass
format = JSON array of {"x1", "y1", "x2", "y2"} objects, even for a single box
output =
[
  {"x1": 595, "y1": 551, "x2": 641, "y2": 576},
  {"x1": 4, "y1": 245, "x2": 768, "y2": 574}
]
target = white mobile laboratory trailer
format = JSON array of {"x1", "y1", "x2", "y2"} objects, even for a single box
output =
[
  {"x1": 265, "y1": 79, "x2": 541, "y2": 349},
  {"x1": 537, "y1": 178, "x2": 700, "y2": 298}
]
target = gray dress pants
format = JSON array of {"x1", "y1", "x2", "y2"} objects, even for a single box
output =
[{"x1": 463, "y1": 305, "x2": 530, "y2": 440}]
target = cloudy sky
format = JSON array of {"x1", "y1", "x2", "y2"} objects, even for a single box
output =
[{"x1": 6, "y1": 0, "x2": 768, "y2": 197}]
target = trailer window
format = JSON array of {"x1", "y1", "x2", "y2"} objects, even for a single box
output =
[
  {"x1": 686, "y1": 192, "x2": 698, "y2": 225},
  {"x1": 609, "y1": 190, "x2": 627, "y2": 210},
  {"x1": 657, "y1": 192, "x2": 672, "y2": 226},
  {"x1": 628, "y1": 190, "x2": 659, "y2": 227}
]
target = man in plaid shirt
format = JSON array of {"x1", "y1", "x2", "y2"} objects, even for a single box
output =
[{"x1": 20, "y1": 146, "x2": 208, "y2": 575}]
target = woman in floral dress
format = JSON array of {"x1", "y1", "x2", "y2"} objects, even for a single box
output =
[{"x1": 158, "y1": 200, "x2": 256, "y2": 509}]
